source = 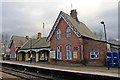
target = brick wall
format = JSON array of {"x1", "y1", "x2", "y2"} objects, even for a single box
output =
[
  {"x1": 10, "y1": 41, "x2": 16, "y2": 59},
  {"x1": 50, "y1": 18, "x2": 82, "y2": 64},
  {"x1": 50, "y1": 18, "x2": 106, "y2": 66},
  {"x1": 83, "y1": 37, "x2": 107, "y2": 65},
  {"x1": 10, "y1": 41, "x2": 16, "y2": 51}
]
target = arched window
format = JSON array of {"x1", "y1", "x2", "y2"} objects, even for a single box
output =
[
  {"x1": 66, "y1": 45, "x2": 72, "y2": 60},
  {"x1": 57, "y1": 29, "x2": 61, "y2": 40},
  {"x1": 66, "y1": 27, "x2": 71, "y2": 38},
  {"x1": 56, "y1": 46, "x2": 62, "y2": 60}
]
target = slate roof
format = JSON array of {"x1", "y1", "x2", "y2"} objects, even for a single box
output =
[
  {"x1": 20, "y1": 37, "x2": 50, "y2": 50},
  {"x1": 63, "y1": 12, "x2": 97, "y2": 39},
  {"x1": 10, "y1": 36, "x2": 28, "y2": 48},
  {"x1": 48, "y1": 11, "x2": 98, "y2": 41}
]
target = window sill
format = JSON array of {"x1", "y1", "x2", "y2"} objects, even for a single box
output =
[
  {"x1": 56, "y1": 59, "x2": 62, "y2": 60},
  {"x1": 65, "y1": 59, "x2": 72, "y2": 60},
  {"x1": 90, "y1": 58, "x2": 99, "y2": 60}
]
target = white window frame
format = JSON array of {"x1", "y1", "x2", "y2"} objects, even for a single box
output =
[
  {"x1": 57, "y1": 29, "x2": 61, "y2": 40},
  {"x1": 11, "y1": 52, "x2": 16, "y2": 58},
  {"x1": 90, "y1": 51, "x2": 100, "y2": 59},
  {"x1": 66, "y1": 27, "x2": 71, "y2": 38},
  {"x1": 56, "y1": 46, "x2": 62, "y2": 60},
  {"x1": 66, "y1": 45, "x2": 72, "y2": 60}
]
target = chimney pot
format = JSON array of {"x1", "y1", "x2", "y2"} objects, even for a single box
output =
[
  {"x1": 70, "y1": 9, "x2": 79, "y2": 22},
  {"x1": 37, "y1": 32, "x2": 41, "y2": 39},
  {"x1": 26, "y1": 36, "x2": 29, "y2": 40}
]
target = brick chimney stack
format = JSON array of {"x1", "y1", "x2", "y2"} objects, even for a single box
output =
[
  {"x1": 26, "y1": 36, "x2": 29, "y2": 40},
  {"x1": 37, "y1": 32, "x2": 41, "y2": 39},
  {"x1": 70, "y1": 9, "x2": 79, "y2": 22}
]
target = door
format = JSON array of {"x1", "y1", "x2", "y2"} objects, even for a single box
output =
[
  {"x1": 18, "y1": 53, "x2": 22, "y2": 61},
  {"x1": 22, "y1": 52, "x2": 26, "y2": 61}
]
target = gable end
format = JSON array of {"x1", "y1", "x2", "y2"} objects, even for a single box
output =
[{"x1": 47, "y1": 11, "x2": 81, "y2": 41}]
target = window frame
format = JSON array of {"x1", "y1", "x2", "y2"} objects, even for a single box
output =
[
  {"x1": 90, "y1": 51, "x2": 100, "y2": 59},
  {"x1": 66, "y1": 27, "x2": 71, "y2": 38},
  {"x1": 57, "y1": 29, "x2": 61, "y2": 40},
  {"x1": 11, "y1": 51, "x2": 16, "y2": 58},
  {"x1": 56, "y1": 46, "x2": 62, "y2": 60},
  {"x1": 66, "y1": 45, "x2": 72, "y2": 60}
]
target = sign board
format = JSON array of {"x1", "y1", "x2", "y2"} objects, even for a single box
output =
[
  {"x1": 50, "y1": 51, "x2": 56, "y2": 59},
  {"x1": 41, "y1": 53, "x2": 44, "y2": 57},
  {"x1": 73, "y1": 51, "x2": 78, "y2": 58},
  {"x1": 40, "y1": 57, "x2": 44, "y2": 60}
]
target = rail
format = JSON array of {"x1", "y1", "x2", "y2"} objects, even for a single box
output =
[
  {"x1": 1, "y1": 66, "x2": 54, "y2": 80},
  {"x1": 1, "y1": 61, "x2": 119, "y2": 80}
]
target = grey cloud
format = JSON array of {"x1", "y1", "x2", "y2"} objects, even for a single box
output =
[
  {"x1": 2, "y1": 1, "x2": 118, "y2": 41},
  {"x1": 99, "y1": 7, "x2": 118, "y2": 39},
  {"x1": 84, "y1": 7, "x2": 118, "y2": 40},
  {"x1": 2, "y1": 2, "x2": 62, "y2": 38},
  {"x1": 118, "y1": 1, "x2": 120, "y2": 40}
]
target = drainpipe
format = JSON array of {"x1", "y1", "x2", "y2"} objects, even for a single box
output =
[{"x1": 81, "y1": 45, "x2": 84, "y2": 61}]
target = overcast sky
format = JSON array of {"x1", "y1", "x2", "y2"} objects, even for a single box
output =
[{"x1": 1, "y1": 0, "x2": 119, "y2": 40}]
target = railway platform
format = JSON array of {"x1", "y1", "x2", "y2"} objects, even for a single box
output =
[{"x1": 0, "y1": 60, "x2": 119, "y2": 79}]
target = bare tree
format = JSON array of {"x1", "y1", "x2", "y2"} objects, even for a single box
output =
[{"x1": 2, "y1": 32, "x2": 10, "y2": 54}]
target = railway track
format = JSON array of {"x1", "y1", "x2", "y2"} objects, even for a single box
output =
[
  {"x1": 1, "y1": 62, "x2": 119, "y2": 80},
  {"x1": 1, "y1": 71, "x2": 19, "y2": 79},
  {"x1": 1, "y1": 67, "x2": 54, "y2": 80}
]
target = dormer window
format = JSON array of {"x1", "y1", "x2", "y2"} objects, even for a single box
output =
[
  {"x1": 66, "y1": 27, "x2": 71, "y2": 38},
  {"x1": 57, "y1": 29, "x2": 61, "y2": 40}
]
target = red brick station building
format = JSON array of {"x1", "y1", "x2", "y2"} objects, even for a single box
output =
[
  {"x1": 10, "y1": 10, "x2": 108, "y2": 66},
  {"x1": 47, "y1": 10, "x2": 107, "y2": 66}
]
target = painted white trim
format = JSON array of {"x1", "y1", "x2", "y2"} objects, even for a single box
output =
[
  {"x1": 66, "y1": 45, "x2": 72, "y2": 60},
  {"x1": 90, "y1": 52, "x2": 100, "y2": 59},
  {"x1": 18, "y1": 50, "x2": 29, "y2": 53},
  {"x1": 57, "y1": 29, "x2": 61, "y2": 40},
  {"x1": 18, "y1": 48, "x2": 50, "y2": 53},
  {"x1": 11, "y1": 52, "x2": 16, "y2": 58},
  {"x1": 48, "y1": 11, "x2": 81, "y2": 41},
  {"x1": 56, "y1": 46, "x2": 62, "y2": 60},
  {"x1": 32, "y1": 48, "x2": 51, "y2": 52},
  {"x1": 61, "y1": 13, "x2": 81, "y2": 37},
  {"x1": 48, "y1": 12, "x2": 62, "y2": 41},
  {"x1": 66, "y1": 27, "x2": 71, "y2": 38}
]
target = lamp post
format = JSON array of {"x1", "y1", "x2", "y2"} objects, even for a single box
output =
[
  {"x1": 100, "y1": 21, "x2": 107, "y2": 42},
  {"x1": 100, "y1": 21, "x2": 110, "y2": 70}
]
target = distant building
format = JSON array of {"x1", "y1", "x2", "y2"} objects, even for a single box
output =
[
  {"x1": 18, "y1": 33, "x2": 50, "y2": 62},
  {"x1": 9, "y1": 36, "x2": 28, "y2": 60},
  {"x1": 48, "y1": 10, "x2": 107, "y2": 66}
]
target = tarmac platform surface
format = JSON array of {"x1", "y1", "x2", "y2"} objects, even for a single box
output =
[{"x1": 0, "y1": 60, "x2": 119, "y2": 78}]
